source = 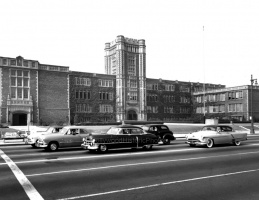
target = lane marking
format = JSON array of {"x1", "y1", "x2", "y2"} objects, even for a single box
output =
[
  {"x1": 0, "y1": 148, "x2": 199, "y2": 166},
  {"x1": 26, "y1": 150, "x2": 259, "y2": 177},
  {"x1": 0, "y1": 149, "x2": 44, "y2": 200},
  {"x1": 1, "y1": 143, "x2": 259, "y2": 167},
  {"x1": 57, "y1": 168, "x2": 259, "y2": 200}
]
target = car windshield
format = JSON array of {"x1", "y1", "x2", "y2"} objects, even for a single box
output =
[
  {"x1": 141, "y1": 126, "x2": 149, "y2": 131},
  {"x1": 202, "y1": 126, "x2": 216, "y2": 131},
  {"x1": 45, "y1": 127, "x2": 54, "y2": 133},
  {"x1": 59, "y1": 127, "x2": 69, "y2": 135},
  {"x1": 107, "y1": 127, "x2": 121, "y2": 135}
]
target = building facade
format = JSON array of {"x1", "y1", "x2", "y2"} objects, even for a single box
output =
[
  {"x1": 0, "y1": 35, "x2": 235, "y2": 126},
  {"x1": 0, "y1": 56, "x2": 70, "y2": 126},
  {"x1": 193, "y1": 85, "x2": 259, "y2": 122}
]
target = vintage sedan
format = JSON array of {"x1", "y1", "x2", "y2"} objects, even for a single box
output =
[
  {"x1": 141, "y1": 124, "x2": 175, "y2": 144},
  {"x1": 185, "y1": 125, "x2": 247, "y2": 148},
  {"x1": 0, "y1": 127, "x2": 26, "y2": 141},
  {"x1": 81, "y1": 125, "x2": 159, "y2": 152},
  {"x1": 26, "y1": 125, "x2": 63, "y2": 148},
  {"x1": 36, "y1": 126, "x2": 93, "y2": 151}
]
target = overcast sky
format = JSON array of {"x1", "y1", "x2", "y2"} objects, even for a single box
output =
[{"x1": 1, "y1": 0, "x2": 259, "y2": 87}]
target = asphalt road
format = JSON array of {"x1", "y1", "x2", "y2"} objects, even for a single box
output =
[{"x1": 1, "y1": 136, "x2": 259, "y2": 200}]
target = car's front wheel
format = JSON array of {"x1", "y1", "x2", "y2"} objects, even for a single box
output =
[
  {"x1": 162, "y1": 137, "x2": 171, "y2": 145},
  {"x1": 31, "y1": 144, "x2": 36, "y2": 148},
  {"x1": 233, "y1": 140, "x2": 241, "y2": 146},
  {"x1": 206, "y1": 138, "x2": 214, "y2": 148},
  {"x1": 143, "y1": 145, "x2": 153, "y2": 150},
  {"x1": 98, "y1": 144, "x2": 108, "y2": 152},
  {"x1": 189, "y1": 144, "x2": 196, "y2": 147},
  {"x1": 48, "y1": 142, "x2": 59, "y2": 151}
]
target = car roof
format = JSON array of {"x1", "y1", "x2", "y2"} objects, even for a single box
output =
[
  {"x1": 113, "y1": 125, "x2": 142, "y2": 129},
  {"x1": 141, "y1": 124, "x2": 166, "y2": 127},
  {"x1": 203, "y1": 125, "x2": 232, "y2": 128},
  {"x1": 62, "y1": 126, "x2": 92, "y2": 129}
]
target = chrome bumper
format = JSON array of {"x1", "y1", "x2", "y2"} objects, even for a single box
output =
[{"x1": 81, "y1": 143, "x2": 98, "y2": 150}]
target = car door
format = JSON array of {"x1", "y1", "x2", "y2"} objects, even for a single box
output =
[
  {"x1": 216, "y1": 126, "x2": 233, "y2": 144},
  {"x1": 63, "y1": 128, "x2": 82, "y2": 147},
  {"x1": 117, "y1": 128, "x2": 135, "y2": 148}
]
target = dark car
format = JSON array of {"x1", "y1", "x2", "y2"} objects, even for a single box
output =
[
  {"x1": 81, "y1": 125, "x2": 159, "y2": 152},
  {"x1": 141, "y1": 124, "x2": 175, "y2": 145}
]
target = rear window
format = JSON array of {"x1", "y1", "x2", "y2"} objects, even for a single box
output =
[{"x1": 160, "y1": 126, "x2": 169, "y2": 130}]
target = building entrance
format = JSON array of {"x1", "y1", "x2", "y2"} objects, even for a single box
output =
[
  {"x1": 127, "y1": 110, "x2": 137, "y2": 120},
  {"x1": 12, "y1": 113, "x2": 27, "y2": 126}
]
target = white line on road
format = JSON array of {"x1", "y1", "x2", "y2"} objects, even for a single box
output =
[
  {"x1": 0, "y1": 148, "x2": 199, "y2": 166},
  {"x1": 57, "y1": 168, "x2": 259, "y2": 200},
  {"x1": 0, "y1": 149, "x2": 44, "y2": 200},
  {"x1": 26, "y1": 150, "x2": 259, "y2": 177}
]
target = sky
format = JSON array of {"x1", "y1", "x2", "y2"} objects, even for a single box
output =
[{"x1": 1, "y1": 0, "x2": 259, "y2": 87}]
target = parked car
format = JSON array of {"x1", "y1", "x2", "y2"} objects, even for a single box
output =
[
  {"x1": 0, "y1": 127, "x2": 25, "y2": 140},
  {"x1": 185, "y1": 125, "x2": 247, "y2": 148},
  {"x1": 141, "y1": 124, "x2": 175, "y2": 144},
  {"x1": 26, "y1": 126, "x2": 63, "y2": 148},
  {"x1": 36, "y1": 126, "x2": 93, "y2": 151},
  {"x1": 81, "y1": 125, "x2": 159, "y2": 152},
  {"x1": 0, "y1": 124, "x2": 9, "y2": 128}
]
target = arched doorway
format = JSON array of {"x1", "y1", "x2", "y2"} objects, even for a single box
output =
[
  {"x1": 127, "y1": 110, "x2": 137, "y2": 120},
  {"x1": 12, "y1": 113, "x2": 27, "y2": 126}
]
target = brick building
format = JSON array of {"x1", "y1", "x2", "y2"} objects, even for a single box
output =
[
  {"x1": 0, "y1": 56, "x2": 69, "y2": 126},
  {"x1": 0, "y1": 35, "x2": 231, "y2": 126},
  {"x1": 193, "y1": 85, "x2": 259, "y2": 122}
]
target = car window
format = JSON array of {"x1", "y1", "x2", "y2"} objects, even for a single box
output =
[
  {"x1": 202, "y1": 126, "x2": 216, "y2": 131},
  {"x1": 107, "y1": 127, "x2": 120, "y2": 135},
  {"x1": 69, "y1": 129, "x2": 79, "y2": 135},
  {"x1": 150, "y1": 126, "x2": 158, "y2": 131},
  {"x1": 80, "y1": 129, "x2": 90, "y2": 134},
  {"x1": 60, "y1": 127, "x2": 69, "y2": 135},
  {"x1": 221, "y1": 126, "x2": 233, "y2": 132},
  {"x1": 131, "y1": 128, "x2": 143, "y2": 135},
  {"x1": 160, "y1": 126, "x2": 169, "y2": 131}
]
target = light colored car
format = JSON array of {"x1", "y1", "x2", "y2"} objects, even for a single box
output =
[
  {"x1": 36, "y1": 126, "x2": 93, "y2": 151},
  {"x1": 185, "y1": 125, "x2": 247, "y2": 148},
  {"x1": 26, "y1": 126, "x2": 63, "y2": 148}
]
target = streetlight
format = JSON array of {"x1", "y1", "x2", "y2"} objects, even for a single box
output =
[{"x1": 250, "y1": 75, "x2": 257, "y2": 134}]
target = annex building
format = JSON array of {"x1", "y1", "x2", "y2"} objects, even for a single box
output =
[{"x1": 0, "y1": 35, "x2": 235, "y2": 126}]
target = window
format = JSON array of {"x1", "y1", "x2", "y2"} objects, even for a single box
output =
[
  {"x1": 98, "y1": 79, "x2": 113, "y2": 87},
  {"x1": 99, "y1": 104, "x2": 113, "y2": 113},
  {"x1": 9, "y1": 70, "x2": 30, "y2": 99},
  {"x1": 75, "y1": 77, "x2": 91, "y2": 86},
  {"x1": 99, "y1": 92, "x2": 113, "y2": 100},
  {"x1": 165, "y1": 84, "x2": 175, "y2": 91},
  {"x1": 180, "y1": 86, "x2": 190, "y2": 92},
  {"x1": 228, "y1": 103, "x2": 243, "y2": 112}
]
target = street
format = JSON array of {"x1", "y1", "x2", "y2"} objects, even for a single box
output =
[{"x1": 1, "y1": 135, "x2": 259, "y2": 200}]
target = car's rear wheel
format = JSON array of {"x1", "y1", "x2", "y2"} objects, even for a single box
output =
[
  {"x1": 206, "y1": 138, "x2": 214, "y2": 148},
  {"x1": 98, "y1": 144, "x2": 108, "y2": 152},
  {"x1": 189, "y1": 144, "x2": 196, "y2": 147},
  {"x1": 48, "y1": 142, "x2": 59, "y2": 151},
  {"x1": 163, "y1": 137, "x2": 171, "y2": 145},
  {"x1": 31, "y1": 144, "x2": 36, "y2": 148},
  {"x1": 233, "y1": 140, "x2": 241, "y2": 146}
]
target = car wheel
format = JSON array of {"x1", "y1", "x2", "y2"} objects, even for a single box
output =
[
  {"x1": 206, "y1": 138, "x2": 214, "y2": 148},
  {"x1": 233, "y1": 140, "x2": 241, "y2": 146},
  {"x1": 143, "y1": 145, "x2": 153, "y2": 150},
  {"x1": 98, "y1": 144, "x2": 108, "y2": 152},
  {"x1": 189, "y1": 144, "x2": 196, "y2": 147},
  {"x1": 163, "y1": 137, "x2": 171, "y2": 145},
  {"x1": 48, "y1": 142, "x2": 59, "y2": 151},
  {"x1": 31, "y1": 144, "x2": 36, "y2": 148}
]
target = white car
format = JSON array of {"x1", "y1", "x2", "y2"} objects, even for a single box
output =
[
  {"x1": 26, "y1": 126, "x2": 63, "y2": 147},
  {"x1": 185, "y1": 125, "x2": 247, "y2": 148}
]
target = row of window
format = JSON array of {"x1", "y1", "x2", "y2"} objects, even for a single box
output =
[
  {"x1": 75, "y1": 104, "x2": 114, "y2": 113},
  {"x1": 195, "y1": 91, "x2": 243, "y2": 103},
  {"x1": 196, "y1": 103, "x2": 243, "y2": 113},
  {"x1": 147, "y1": 83, "x2": 191, "y2": 92},
  {"x1": 2, "y1": 59, "x2": 36, "y2": 67},
  {"x1": 148, "y1": 94, "x2": 190, "y2": 103},
  {"x1": 74, "y1": 77, "x2": 114, "y2": 88},
  {"x1": 75, "y1": 91, "x2": 114, "y2": 101},
  {"x1": 147, "y1": 106, "x2": 190, "y2": 114}
]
